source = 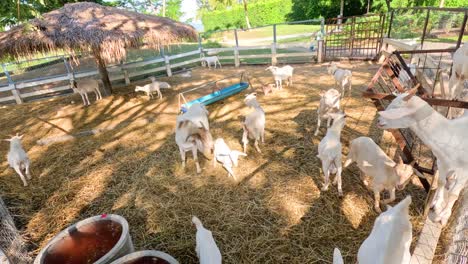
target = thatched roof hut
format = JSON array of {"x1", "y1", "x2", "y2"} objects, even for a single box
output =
[{"x1": 0, "y1": 2, "x2": 197, "y2": 94}]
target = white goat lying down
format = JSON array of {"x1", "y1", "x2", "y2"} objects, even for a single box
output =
[
  {"x1": 317, "y1": 112, "x2": 346, "y2": 196},
  {"x1": 213, "y1": 138, "x2": 246, "y2": 181},
  {"x1": 327, "y1": 62, "x2": 352, "y2": 97},
  {"x1": 265, "y1": 65, "x2": 294, "y2": 90},
  {"x1": 315, "y1": 88, "x2": 341, "y2": 136},
  {"x1": 358, "y1": 196, "x2": 412, "y2": 264},
  {"x1": 135, "y1": 77, "x2": 171, "y2": 100},
  {"x1": 192, "y1": 216, "x2": 222, "y2": 264},
  {"x1": 378, "y1": 87, "x2": 468, "y2": 225},
  {"x1": 73, "y1": 79, "x2": 102, "y2": 106},
  {"x1": 202, "y1": 56, "x2": 222, "y2": 69},
  {"x1": 344, "y1": 137, "x2": 415, "y2": 212},
  {"x1": 175, "y1": 103, "x2": 214, "y2": 174},
  {"x1": 6, "y1": 134, "x2": 31, "y2": 186},
  {"x1": 242, "y1": 93, "x2": 266, "y2": 153}
]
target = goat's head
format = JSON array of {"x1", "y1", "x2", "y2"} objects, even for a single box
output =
[
  {"x1": 134, "y1": 86, "x2": 144, "y2": 92},
  {"x1": 265, "y1": 66, "x2": 277, "y2": 72},
  {"x1": 321, "y1": 89, "x2": 341, "y2": 106},
  {"x1": 327, "y1": 62, "x2": 338, "y2": 74},
  {"x1": 377, "y1": 87, "x2": 428, "y2": 129},
  {"x1": 148, "y1": 76, "x2": 156, "y2": 82},
  {"x1": 328, "y1": 111, "x2": 347, "y2": 130},
  {"x1": 244, "y1": 93, "x2": 260, "y2": 108},
  {"x1": 394, "y1": 157, "x2": 415, "y2": 190},
  {"x1": 5, "y1": 133, "x2": 24, "y2": 145},
  {"x1": 193, "y1": 121, "x2": 214, "y2": 156}
]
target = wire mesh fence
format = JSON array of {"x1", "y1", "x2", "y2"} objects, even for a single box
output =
[{"x1": 0, "y1": 197, "x2": 31, "y2": 263}]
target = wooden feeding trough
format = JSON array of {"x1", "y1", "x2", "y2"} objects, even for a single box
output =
[
  {"x1": 178, "y1": 72, "x2": 253, "y2": 113},
  {"x1": 363, "y1": 49, "x2": 468, "y2": 264},
  {"x1": 110, "y1": 250, "x2": 179, "y2": 264},
  {"x1": 34, "y1": 214, "x2": 134, "y2": 264}
]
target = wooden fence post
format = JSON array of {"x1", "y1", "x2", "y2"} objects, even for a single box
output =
[
  {"x1": 1, "y1": 64, "x2": 22, "y2": 104},
  {"x1": 63, "y1": 56, "x2": 75, "y2": 89},
  {"x1": 164, "y1": 55, "x2": 172, "y2": 77},
  {"x1": 271, "y1": 24, "x2": 277, "y2": 65},
  {"x1": 234, "y1": 29, "x2": 240, "y2": 67},
  {"x1": 317, "y1": 40, "x2": 324, "y2": 63}
]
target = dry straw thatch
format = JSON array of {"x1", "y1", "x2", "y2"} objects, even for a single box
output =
[{"x1": 0, "y1": 2, "x2": 197, "y2": 63}]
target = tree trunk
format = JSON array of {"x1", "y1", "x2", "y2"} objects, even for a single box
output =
[
  {"x1": 340, "y1": 0, "x2": 344, "y2": 17},
  {"x1": 162, "y1": 0, "x2": 166, "y2": 17},
  {"x1": 242, "y1": 0, "x2": 251, "y2": 29},
  {"x1": 385, "y1": 0, "x2": 391, "y2": 10},
  {"x1": 367, "y1": 0, "x2": 371, "y2": 13},
  {"x1": 94, "y1": 52, "x2": 113, "y2": 96},
  {"x1": 439, "y1": 0, "x2": 445, "y2": 7}
]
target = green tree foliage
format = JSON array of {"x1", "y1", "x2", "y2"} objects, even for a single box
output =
[
  {"x1": 288, "y1": 0, "x2": 366, "y2": 21},
  {"x1": 160, "y1": 0, "x2": 183, "y2": 20},
  {"x1": 201, "y1": 0, "x2": 292, "y2": 31}
]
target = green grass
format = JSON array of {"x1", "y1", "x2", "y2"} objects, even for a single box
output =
[{"x1": 425, "y1": 35, "x2": 468, "y2": 43}]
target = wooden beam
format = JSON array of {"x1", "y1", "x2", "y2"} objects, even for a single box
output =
[{"x1": 363, "y1": 91, "x2": 468, "y2": 108}]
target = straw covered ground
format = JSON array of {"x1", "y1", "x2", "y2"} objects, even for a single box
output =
[{"x1": 0, "y1": 63, "x2": 441, "y2": 263}]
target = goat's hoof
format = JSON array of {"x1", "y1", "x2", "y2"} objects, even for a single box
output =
[
  {"x1": 27, "y1": 175, "x2": 32, "y2": 180},
  {"x1": 338, "y1": 191, "x2": 343, "y2": 197},
  {"x1": 23, "y1": 183, "x2": 28, "y2": 187},
  {"x1": 321, "y1": 186, "x2": 329, "y2": 191}
]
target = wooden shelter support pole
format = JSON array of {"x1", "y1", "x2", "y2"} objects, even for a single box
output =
[
  {"x1": 317, "y1": 40, "x2": 324, "y2": 63},
  {"x1": 271, "y1": 43, "x2": 277, "y2": 66},
  {"x1": 234, "y1": 29, "x2": 240, "y2": 67},
  {"x1": 63, "y1": 57, "x2": 75, "y2": 89},
  {"x1": 1, "y1": 64, "x2": 22, "y2": 104},
  {"x1": 164, "y1": 56, "x2": 172, "y2": 77},
  {"x1": 94, "y1": 53, "x2": 113, "y2": 96}
]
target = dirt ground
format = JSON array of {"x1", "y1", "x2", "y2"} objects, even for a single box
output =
[{"x1": 0, "y1": 63, "x2": 438, "y2": 263}]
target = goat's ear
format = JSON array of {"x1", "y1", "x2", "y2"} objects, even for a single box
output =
[
  {"x1": 18, "y1": 134, "x2": 24, "y2": 139},
  {"x1": 4, "y1": 139, "x2": 11, "y2": 142},
  {"x1": 403, "y1": 85, "x2": 419, "y2": 101},
  {"x1": 199, "y1": 121, "x2": 207, "y2": 130}
]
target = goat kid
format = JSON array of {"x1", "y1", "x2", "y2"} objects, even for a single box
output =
[
  {"x1": 327, "y1": 62, "x2": 352, "y2": 97},
  {"x1": 73, "y1": 79, "x2": 102, "y2": 106},
  {"x1": 202, "y1": 56, "x2": 222, "y2": 69},
  {"x1": 213, "y1": 138, "x2": 246, "y2": 181},
  {"x1": 6, "y1": 134, "x2": 31, "y2": 186},
  {"x1": 265, "y1": 65, "x2": 294, "y2": 90},
  {"x1": 242, "y1": 93, "x2": 266, "y2": 154},
  {"x1": 315, "y1": 88, "x2": 341, "y2": 136},
  {"x1": 317, "y1": 112, "x2": 346, "y2": 196}
]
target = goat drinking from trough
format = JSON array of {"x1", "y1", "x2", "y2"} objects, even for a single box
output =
[
  {"x1": 202, "y1": 56, "x2": 222, "y2": 69},
  {"x1": 265, "y1": 65, "x2": 294, "y2": 90},
  {"x1": 317, "y1": 112, "x2": 346, "y2": 196},
  {"x1": 344, "y1": 136, "x2": 416, "y2": 212},
  {"x1": 327, "y1": 62, "x2": 352, "y2": 97},
  {"x1": 242, "y1": 93, "x2": 266, "y2": 154},
  {"x1": 175, "y1": 103, "x2": 214, "y2": 174},
  {"x1": 358, "y1": 196, "x2": 412, "y2": 264},
  {"x1": 73, "y1": 79, "x2": 102, "y2": 106},
  {"x1": 6, "y1": 134, "x2": 31, "y2": 186},
  {"x1": 213, "y1": 138, "x2": 246, "y2": 181},
  {"x1": 378, "y1": 87, "x2": 468, "y2": 225},
  {"x1": 315, "y1": 88, "x2": 341, "y2": 136},
  {"x1": 192, "y1": 216, "x2": 222, "y2": 264}
]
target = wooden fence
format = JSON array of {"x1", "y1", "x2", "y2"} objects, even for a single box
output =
[{"x1": 0, "y1": 42, "x2": 321, "y2": 105}]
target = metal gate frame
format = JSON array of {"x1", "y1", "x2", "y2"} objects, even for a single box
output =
[{"x1": 325, "y1": 14, "x2": 386, "y2": 60}]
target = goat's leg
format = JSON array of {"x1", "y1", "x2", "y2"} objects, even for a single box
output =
[
  {"x1": 218, "y1": 60, "x2": 222, "y2": 68},
  {"x1": 314, "y1": 114, "x2": 321, "y2": 136},
  {"x1": 80, "y1": 93, "x2": 87, "y2": 106},
  {"x1": 96, "y1": 88, "x2": 103, "y2": 100},
  {"x1": 192, "y1": 145, "x2": 201, "y2": 174},
  {"x1": 348, "y1": 78, "x2": 352, "y2": 97},
  {"x1": 25, "y1": 160, "x2": 31, "y2": 179},
  {"x1": 382, "y1": 188, "x2": 396, "y2": 205},
  {"x1": 158, "y1": 90, "x2": 163, "y2": 100},
  {"x1": 261, "y1": 129, "x2": 265, "y2": 144},
  {"x1": 223, "y1": 163, "x2": 235, "y2": 179},
  {"x1": 242, "y1": 126, "x2": 249, "y2": 153},
  {"x1": 84, "y1": 92, "x2": 91, "y2": 105},
  {"x1": 374, "y1": 190, "x2": 382, "y2": 213},
  {"x1": 254, "y1": 139, "x2": 261, "y2": 153},
  {"x1": 13, "y1": 165, "x2": 28, "y2": 187},
  {"x1": 333, "y1": 162, "x2": 343, "y2": 197},
  {"x1": 321, "y1": 160, "x2": 331, "y2": 191},
  {"x1": 179, "y1": 147, "x2": 186, "y2": 168},
  {"x1": 326, "y1": 117, "x2": 332, "y2": 128}
]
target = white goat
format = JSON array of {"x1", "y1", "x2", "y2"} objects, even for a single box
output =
[
  {"x1": 448, "y1": 43, "x2": 467, "y2": 101},
  {"x1": 135, "y1": 83, "x2": 162, "y2": 100},
  {"x1": 344, "y1": 137, "x2": 415, "y2": 212},
  {"x1": 175, "y1": 103, "x2": 214, "y2": 174},
  {"x1": 265, "y1": 65, "x2": 294, "y2": 90},
  {"x1": 358, "y1": 196, "x2": 412, "y2": 264},
  {"x1": 242, "y1": 93, "x2": 266, "y2": 153},
  {"x1": 6, "y1": 134, "x2": 31, "y2": 186},
  {"x1": 213, "y1": 138, "x2": 246, "y2": 181},
  {"x1": 179, "y1": 70, "x2": 192, "y2": 78},
  {"x1": 378, "y1": 87, "x2": 468, "y2": 225},
  {"x1": 73, "y1": 79, "x2": 102, "y2": 106},
  {"x1": 202, "y1": 56, "x2": 222, "y2": 69},
  {"x1": 192, "y1": 216, "x2": 222, "y2": 264},
  {"x1": 327, "y1": 63, "x2": 352, "y2": 97},
  {"x1": 317, "y1": 112, "x2": 346, "y2": 196},
  {"x1": 149, "y1": 76, "x2": 172, "y2": 89},
  {"x1": 333, "y1": 248, "x2": 344, "y2": 264},
  {"x1": 315, "y1": 88, "x2": 341, "y2": 136}
]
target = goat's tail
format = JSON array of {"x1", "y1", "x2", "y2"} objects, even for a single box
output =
[{"x1": 192, "y1": 216, "x2": 203, "y2": 229}]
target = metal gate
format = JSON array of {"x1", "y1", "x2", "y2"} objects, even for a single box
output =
[{"x1": 325, "y1": 14, "x2": 386, "y2": 60}]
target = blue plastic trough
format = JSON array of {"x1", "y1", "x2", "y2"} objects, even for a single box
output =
[{"x1": 181, "y1": 82, "x2": 249, "y2": 113}]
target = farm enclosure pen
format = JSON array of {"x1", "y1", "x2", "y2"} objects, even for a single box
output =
[{"x1": 0, "y1": 64, "x2": 434, "y2": 263}]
